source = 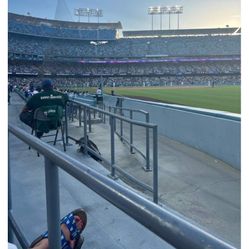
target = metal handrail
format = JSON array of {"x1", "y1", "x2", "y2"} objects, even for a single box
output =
[
  {"x1": 107, "y1": 105, "x2": 151, "y2": 170},
  {"x1": 8, "y1": 211, "x2": 30, "y2": 249},
  {"x1": 70, "y1": 99, "x2": 154, "y2": 127},
  {"x1": 8, "y1": 124, "x2": 237, "y2": 249},
  {"x1": 67, "y1": 99, "x2": 157, "y2": 199}
]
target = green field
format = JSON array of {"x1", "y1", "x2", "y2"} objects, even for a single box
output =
[{"x1": 103, "y1": 86, "x2": 241, "y2": 114}]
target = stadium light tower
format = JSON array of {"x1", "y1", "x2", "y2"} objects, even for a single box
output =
[
  {"x1": 148, "y1": 5, "x2": 183, "y2": 30},
  {"x1": 74, "y1": 8, "x2": 103, "y2": 22},
  {"x1": 173, "y1": 5, "x2": 183, "y2": 29},
  {"x1": 148, "y1": 6, "x2": 160, "y2": 30}
]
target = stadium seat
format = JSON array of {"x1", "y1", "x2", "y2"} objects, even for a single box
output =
[{"x1": 31, "y1": 105, "x2": 66, "y2": 153}]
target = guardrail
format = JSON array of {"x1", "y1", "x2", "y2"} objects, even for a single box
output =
[
  {"x1": 66, "y1": 99, "x2": 158, "y2": 200},
  {"x1": 112, "y1": 94, "x2": 241, "y2": 169},
  {"x1": 14, "y1": 91, "x2": 157, "y2": 195},
  {"x1": 107, "y1": 106, "x2": 151, "y2": 171},
  {"x1": 8, "y1": 124, "x2": 237, "y2": 249}
]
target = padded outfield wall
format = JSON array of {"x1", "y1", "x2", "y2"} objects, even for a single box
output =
[{"x1": 104, "y1": 95, "x2": 240, "y2": 170}]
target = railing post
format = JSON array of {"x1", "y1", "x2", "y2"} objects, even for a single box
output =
[
  {"x1": 120, "y1": 108, "x2": 123, "y2": 142},
  {"x1": 83, "y1": 106, "x2": 88, "y2": 155},
  {"x1": 103, "y1": 104, "x2": 106, "y2": 123},
  {"x1": 108, "y1": 106, "x2": 112, "y2": 126},
  {"x1": 79, "y1": 105, "x2": 82, "y2": 127},
  {"x1": 114, "y1": 107, "x2": 117, "y2": 132},
  {"x1": 93, "y1": 109, "x2": 96, "y2": 119},
  {"x1": 88, "y1": 108, "x2": 92, "y2": 133},
  {"x1": 65, "y1": 105, "x2": 69, "y2": 145},
  {"x1": 152, "y1": 126, "x2": 158, "y2": 204},
  {"x1": 71, "y1": 103, "x2": 74, "y2": 122},
  {"x1": 8, "y1": 124, "x2": 238, "y2": 249},
  {"x1": 130, "y1": 110, "x2": 134, "y2": 154},
  {"x1": 144, "y1": 113, "x2": 151, "y2": 171},
  {"x1": 44, "y1": 157, "x2": 61, "y2": 249},
  {"x1": 110, "y1": 116, "x2": 116, "y2": 178},
  {"x1": 8, "y1": 133, "x2": 14, "y2": 243}
]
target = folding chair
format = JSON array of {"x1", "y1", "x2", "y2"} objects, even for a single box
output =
[{"x1": 31, "y1": 105, "x2": 66, "y2": 152}]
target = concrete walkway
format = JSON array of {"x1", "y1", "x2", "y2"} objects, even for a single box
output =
[{"x1": 8, "y1": 92, "x2": 240, "y2": 248}]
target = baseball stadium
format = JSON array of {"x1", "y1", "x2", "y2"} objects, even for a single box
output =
[{"x1": 8, "y1": 1, "x2": 241, "y2": 249}]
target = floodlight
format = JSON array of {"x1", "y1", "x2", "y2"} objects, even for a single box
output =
[
  {"x1": 74, "y1": 7, "x2": 103, "y2": 22},
  {"x1": 147, "y1": 5, "x2": 183, "y2": 30},
  {"x1": 96, "y1": 9, "x2": 103, "y2": 17}
]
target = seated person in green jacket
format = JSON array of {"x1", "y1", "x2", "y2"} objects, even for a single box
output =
[{"x1": 20, "y1": 79, "x2": 68, "y2": 137}]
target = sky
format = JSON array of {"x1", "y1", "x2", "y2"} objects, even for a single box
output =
[{"x1": 8, "y1": 0, "x2": 241, "y2": 31}]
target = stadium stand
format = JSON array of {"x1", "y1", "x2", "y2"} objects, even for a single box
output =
[
  {"x1": 9, "y1": 13, "x2": 121, "y2": 40},
  {"x1": 8, "y1": 12, "x2": 241, "y2": 88},
  {"x1": 8, "y1": 33, "x2": 240, "y2": 58},
  {"x1": 122, "y1": 27, "x2": 241, "y2": 37}
]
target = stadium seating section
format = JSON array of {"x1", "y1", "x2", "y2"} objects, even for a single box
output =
[{"x1": 8, "y1": 12, "x2": 241, "y2": 88}]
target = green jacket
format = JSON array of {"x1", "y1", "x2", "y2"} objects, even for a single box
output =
[{"x1": 26, "y1": 90, "x2": 68, "y2": 111}]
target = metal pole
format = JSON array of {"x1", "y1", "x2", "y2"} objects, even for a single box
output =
[
  {"x1": 144, "y1": 113, "x2": 151, "y2": 171},
  {"x1": 8, "y1": 136, "x2": 12, "y2": 212},
  {"x1": 169, "y1": 13, "x2": 171, "y2": 30},
  {"x1": 79, "y1": 105, "x2": 82, "y2": 127},
  {"x1": 8, "y1": 134, "x2": 14, "y2": 242},
  {"x1": 160, "y1": 13, "x2": 162, "y2": 30},
  {"x1": 114, "y1": 107, "x2": 117, "y2": 132},
  {"x1": 120, "y1": 109, "x2": 123, "y2": 142},
  {"x1": 8, "y1": 124, "x2": 237, "y2": 249},
  {"x1": 88, "y1": 109, "x2": 92, "y2": 133},
  {"x1": 94, "y1": 108, "x2": 96, "y2": 119},
  {"x1": 130, "y1": 110, "x2": 134, "y2": 154},
  {"x1": 153, "y1": 126, "x2": 158, "y2": 204},
  {"x1": 84, "y1": 106, "x2": 88, "y2": 154},
  {"x1": 8, "y1": 211, "x2": 30, "y2": 248},
  {"x1": 151, "y1": 15, "x2": 153, "y2": 30},
  {"x1": 65, "y1": 105, "x2": 69, "y2": 144},
  {"x1": 44, "y1": 157, "x2": 61, "y2": 249},
  {"x1": 178, "y1": 13, "x2": 179, "y2": 29},
  {"x1": 103, "y1": 104, "x2": 106, "y2": 123},
  {"x1": 71, "y1": 103, "x2": 74, "y2": 122},
  {"x1": 110, "y1": 116, "x2": 116, "y2": 178}
]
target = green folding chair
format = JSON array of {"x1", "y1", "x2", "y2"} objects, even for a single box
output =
[{"x1": 32, "y1": 105, "x2": 66, "y2": 152}]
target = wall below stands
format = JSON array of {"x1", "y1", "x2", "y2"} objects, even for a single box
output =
[{"x1": 104, "y1": 95, "x2": 240, "y2": 170}]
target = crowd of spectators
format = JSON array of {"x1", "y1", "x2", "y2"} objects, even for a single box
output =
[
  {"x1": 8, "y1": 13, "x2": 241, "y2": 89},
  {"x1": 8, "y1": 59, "x2": 240, "y2": 89},
  {"x1": 123, "y1": 27, "x2": 241, "y2": 37},
  {"x1": 9, "y1": 70, "x2": 240, "y2": 91},
  {"x1": 9, "y1": 13, "x2": 118, "y2": 40},
  {"x1": 9, "y1": 33, "x2": 240, "y2": 58},
  {"x1": 9, "y1": 13, "x2": 122, "y2": 29},
  {"x1": 8, "y1": 60, "x2": 240, "y2": 77},
  {"x1": 9, "y1": 21, "x2": 117, "y2": 40}
]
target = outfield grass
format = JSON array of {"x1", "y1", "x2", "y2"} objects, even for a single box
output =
[{"x1": 103, "y1": 86, "x2": 241, "y2": 114}]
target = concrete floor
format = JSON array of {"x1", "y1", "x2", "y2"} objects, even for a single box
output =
[{"x1": 8, "y1": 92, "x2": 240, "y2": 248}]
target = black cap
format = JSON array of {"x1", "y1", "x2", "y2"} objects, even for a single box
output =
[{"x1": 41, "y1": 79, "x2": 53, "y2": 89}]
